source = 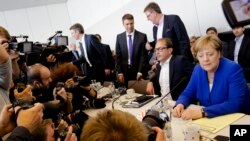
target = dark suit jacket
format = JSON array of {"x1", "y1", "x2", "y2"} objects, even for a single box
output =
[
  {"x1": 115, "y1": 30, "x2": 147, "y2": 82},
  {"x1": 153, "y1": 15, "x2": 193, "y2": 60},
  {"x1": 74, "y1": 34, "x2": 108, "y2": 83},
  {"x1": 150, "y1": 55, "x2": 194, "y2": 100},
  {"x1": 103, "y1": 43, "x2": 115, "y2": 70},
  {"x1": 224, "y1": 35, "x2": 250, "y2": 82}
]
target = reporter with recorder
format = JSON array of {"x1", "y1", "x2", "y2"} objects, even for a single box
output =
[
  {"x1": 146, "y1": 38, "x2": 194, "y2": 100},
  {"x1": 173, "y1": 35, "x2": 250, "y2": 120}
]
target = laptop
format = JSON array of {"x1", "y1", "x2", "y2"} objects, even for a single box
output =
[{"x1": 122, "y1": 95, "x2": 159, "y2": 108}]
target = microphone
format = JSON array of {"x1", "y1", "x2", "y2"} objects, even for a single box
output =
[{"x1": 155, "y1": 77, "x2": 187, "y2": 105}]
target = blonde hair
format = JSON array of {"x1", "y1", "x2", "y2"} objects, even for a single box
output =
[
  {"x1": 81, "y1": 110, "x2": 148, "y2": 141},
  {"x1": 193, "y1": 35, "x2": 222, "y2": 57}
]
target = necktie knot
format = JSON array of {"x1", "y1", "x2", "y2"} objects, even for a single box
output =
[{"x1": 128, "y1": 34, "x2": 133, "y2": 64}]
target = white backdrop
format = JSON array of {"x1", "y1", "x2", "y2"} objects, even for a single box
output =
[{"x1": 0, "y1": 0, "x2": 231, "y2": 50}]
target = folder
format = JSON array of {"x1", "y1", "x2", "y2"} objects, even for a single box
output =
[{"x1": 192, "y1": 113, "x2": 245, "y2": 133}]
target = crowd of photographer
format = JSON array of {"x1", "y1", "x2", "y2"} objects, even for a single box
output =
[{"x1": 0, "y1": 24, "x2": 167, "y2": 141}]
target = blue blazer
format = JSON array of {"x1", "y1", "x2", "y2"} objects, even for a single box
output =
[{"x1": 176, "y1": 58, "x2": 250, "y2": 117}]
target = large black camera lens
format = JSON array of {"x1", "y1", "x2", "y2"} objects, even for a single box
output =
[{"x1": 142, "y1": 110, "x2": 169, "y2": 141}]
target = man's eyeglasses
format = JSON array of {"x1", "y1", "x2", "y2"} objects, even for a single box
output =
[{"x1": 155, "y1": 47, "x2": 168, "y2": 52}]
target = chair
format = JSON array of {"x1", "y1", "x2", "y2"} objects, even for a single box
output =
[{"x1": 128, "y1": 80, "x2": 149, "y2": 95}]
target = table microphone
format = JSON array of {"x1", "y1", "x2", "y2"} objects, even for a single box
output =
[{"x1": 155, "y1": 77, "x2": 187, "y2": 105}]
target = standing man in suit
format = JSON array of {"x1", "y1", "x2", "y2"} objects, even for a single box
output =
[
  {"x1": 206, "y1": 27, "x2": 228, "y2": 56},
  {"x1": 143, "y1": 2, "x2": 193, "y2": 61},
  {"x1": 116, "y1": 14, "x2": 147, "y2": 86},
  {"x1": 70, "y1": 23, "x2": 110, "y2": 83},
  {"x1": 95, "y1": 34, "x2": 115, "y2": 81},
  {"x1": 224, "y1": 26, "x2": 250, "y2": 82},
  {"x1": 146, "y1": 38, "x2": 194, "y2": 100}
]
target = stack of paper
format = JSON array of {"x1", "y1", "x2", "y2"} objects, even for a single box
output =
[{"x1": 192, "y1": 113, "x2": 245, "y2": 133}]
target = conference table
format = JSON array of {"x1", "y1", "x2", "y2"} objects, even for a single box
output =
[{"x1": 84, "y1": 87, "x2": 250, "y2": 141}]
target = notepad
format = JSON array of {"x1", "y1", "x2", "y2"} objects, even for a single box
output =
[{"x1": 192, "y1": 113, "x2": 245, "y2": 133}]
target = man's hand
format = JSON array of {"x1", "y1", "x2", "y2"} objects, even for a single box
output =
[
  {"x1": 0, "y1": 104, "x2": 15, "y2": 137},
  {"x1": 104, "y1": 69, "x2": 111, "y2": 75},
  {"x1": 146, "y1": 82, "x2": 154, "y2": 95},
  {"x1": 118, "y1": 74, "x2": 125, "y2": 84},
  {"x1": 151, "y1": 127, "x2": 167, "y2": 141},
  {"x1": 0, "y1": 42, "x2": 9, "y2": 63},
  {"x1": 145, "y1": 42, "x2": 153, "y2": 51},
  {"x1": 172, "y1": 104, "x2": 185, "y2": 118},
  {"x1": 16, "y1": 103, "x2": 44, "y2": 133},
  {"x1": 46, "y1": 54, "x2": 56, "y2": 62},
  {"x1": 64, "y1": 126, "x2": 77, "y2": 141},
  {"x1": 14, "y1": 85, "x2": 35, "y2": 101}
]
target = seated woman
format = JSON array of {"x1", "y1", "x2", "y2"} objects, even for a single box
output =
[{"x1": 172, "y1": 35, "x2": 250, "y2": 120}]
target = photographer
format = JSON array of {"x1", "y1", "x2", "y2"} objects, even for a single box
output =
[
  {"x1": 0, "y1": 103, "x2": 44, "y2": 141},
  {"x1": 0, "y1": 26, "x2": 12, "y2": 112},
  {"x1": 80, "y1": 110, "x2": 166, "y2": 141}
]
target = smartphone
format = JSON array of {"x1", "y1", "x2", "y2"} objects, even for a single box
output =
[{"x1": 214, "y1": 135, "x2": 229, "y2": 141}]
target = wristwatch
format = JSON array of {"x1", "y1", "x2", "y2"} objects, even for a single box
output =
[{"x1": 201, "y1": 108, "x2": 206, "y2": 117}]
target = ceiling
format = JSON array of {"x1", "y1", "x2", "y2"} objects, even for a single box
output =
[{"x1": 0, "y1": 0, "x2": 68, "y2": 11}]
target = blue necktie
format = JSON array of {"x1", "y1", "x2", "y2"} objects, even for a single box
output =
[{"x1": 128, "y1": 35, "x2": 133, "y2": 64}]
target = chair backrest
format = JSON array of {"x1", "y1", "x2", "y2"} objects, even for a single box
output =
[{"x1": 128, "y1": 80, "x2": 149, "y2": 94}]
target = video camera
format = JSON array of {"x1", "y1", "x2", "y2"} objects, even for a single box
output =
[{"x1": 222, "y1": 0, "x2": 250, "y2": 27}]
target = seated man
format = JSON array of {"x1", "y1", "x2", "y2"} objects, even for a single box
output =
[
  {"x1": 146, "y1": 38, "x2": 194, "y2": 100},
  {"x1": 81, "y1": 109, "x2": 166, "y2": 141}
]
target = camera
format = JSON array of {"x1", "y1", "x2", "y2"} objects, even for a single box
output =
[
  {"x1": 82, "y1": 96, "x2": 106, "y2": 109},
  {"x1": 55, "y1": 110, "x2": 89, "y2": 140},
  {"x1": 12, "y1": 99, "x2": 34, "y2": 110},
  {"x1": 142, "y1": 109, "x2": 169, "y2": 141},
  {"x1": 222, "y1": 0, "x2": 250, "y2": 27}
]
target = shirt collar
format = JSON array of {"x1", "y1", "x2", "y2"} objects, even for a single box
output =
[
  {"x1": 154, "y1": 14, "x2": 164, "y2": 27},
  {"x1": 126, "y1": 31, "x2": 135, "y2": 37},
  {"x1": 160, "y1": 55, "x2": 172, "y2": 66},
  {"x1": 235, "y1": 34, "x2": 244, "y2": 42}
]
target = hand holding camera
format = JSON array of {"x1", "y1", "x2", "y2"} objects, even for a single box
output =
[
  {"x1": 0, "y1": 104, "x2": 15, "y2": 137},
  {"x1": 14, "y1": 84, "x2": 35, "y2": 101},
  {"x1": 15, "y1": 103, "x2": 44, "y2": 133}
]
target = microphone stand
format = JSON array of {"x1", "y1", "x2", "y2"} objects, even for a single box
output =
[{"x1": 155, "y1": 77, "x2": 187, "y2": 105}]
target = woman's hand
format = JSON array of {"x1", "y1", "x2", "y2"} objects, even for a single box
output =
[{"x1": 172, "y1": 104, "x2": 185, "y2": 118}]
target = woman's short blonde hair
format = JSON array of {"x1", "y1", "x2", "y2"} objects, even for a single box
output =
[{"x1": 193, "y1": 35, "x2": 222, "y2": 57}]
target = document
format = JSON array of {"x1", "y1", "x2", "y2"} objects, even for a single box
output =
[{"x1": 192, "y1": 113, "x2": 245, "y2": 133}]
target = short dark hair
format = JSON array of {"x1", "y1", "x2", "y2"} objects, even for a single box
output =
[
  {"x1": 122, "y1": 13, "x2": 134, "y2": 22},
  {"x1": 69, "y1": 23, "x2": 84, "y2": 34},
  {"x1": 157, "y1": 38, "x2": 173, "y2": 48},
  {"x1": 27, "y1": 64, "x2": 44, "y2": 84},
  {"x1": 144, "y1": 2, "x2": 162, "y2": 14},
  {"x1": 206, "y1": 27, "x2": 217, "y2": 34},
  {"x1": 0, "y1": 26, "x2": 11, "y2": 41}
]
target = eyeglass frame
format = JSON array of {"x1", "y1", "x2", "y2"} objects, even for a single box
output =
[{"x1": 154, "y1": 46, "x2": 169, "y2": 52}]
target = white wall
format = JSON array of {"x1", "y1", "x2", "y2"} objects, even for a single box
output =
[
  {"x1": 0, "y1": 0, "x2": 231, "y2": 50},
  {"x1": 67, "y1": 0, "x2": 229, "y2": 50},
  {"x1": 0, "y1": 3, "x2": 71, "y2": 43}
]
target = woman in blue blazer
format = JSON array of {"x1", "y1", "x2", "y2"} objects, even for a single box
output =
[{"x1": 173, "y1": 35, "x2": 250, "y2": 119}]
